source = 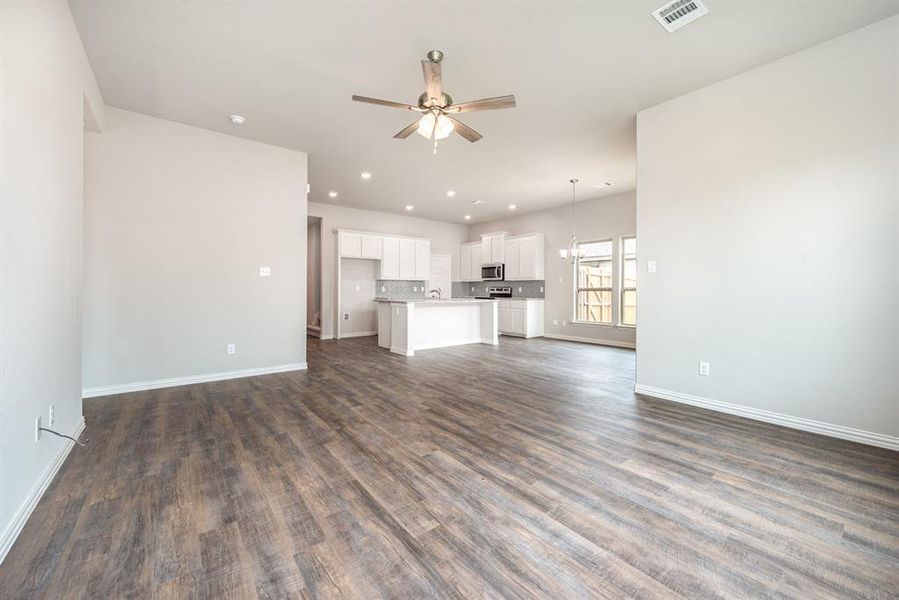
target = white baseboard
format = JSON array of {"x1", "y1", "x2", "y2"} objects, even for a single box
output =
[
  {"x1": 320, "y1": 334, "x2": 334, "y2": 340},
  {"x1": 414, "y1": 338, "x2": 485, "y2": 351},
  {"x1": 634, "y1": 384, "x2": 899, "y2": 452},
  {"x1": 0, "y1": 417, "x2": 86, "y2": 565},
  {"x1": 339, "y1": 331, "x2": 376, "y2": 339},
  {"x1": 82, "y1": 363, "x2": 308, "y2": 398},
  {"x1": 544, "y1": 333, "x2": 636, "y2": 349}
]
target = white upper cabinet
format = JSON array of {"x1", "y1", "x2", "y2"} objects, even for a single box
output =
[
  {"x1": 504, "y1": 233, "x2": 545, "y2": 280},
  {"x1": 414, "y1": 240, "x2": 430, "y2": 280},
  {"x1": 341, "y1": 230, "x2": 431, "y2": 280},
  {"x1": 470, "y1": 242, "x2": 482, "y2": 280},
  {"x1": 480, "y1": 232, "x2": 507, "y2": 266},
  {"x1": 339, "y1": 232, "x2": 362, "y2": 258},
  {"x1": 504, "y1": 239, "x2": 520, "y2": 280},
  {"x1": 380, "y1": 236, "x2": 400, "y2": 279},
  {"x1": 458, "y1": 242, "x2": 481, "y2": 281},
  {"x1": 398, "y1": 238, "x2": 416, "y2": 279},
  {"x1": 360, "y1": 234, "x2": 382, "y2": 259}
]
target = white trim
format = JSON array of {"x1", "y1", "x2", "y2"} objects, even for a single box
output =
[
  {"x1": 0, "y1": 417, "x2": 86, "y2": 565},
  {"x1": 339, "y1": 330, "x2": 376, "y2": 338},
  {"x1": 82, "y1": 363, "x2": 308, "y2": 398},
  {"x1": 414, "y1": 338, "x2": 486, "y2": 351},
  {"x1": 634, "y1": 384, "x2": 899, "y2": 452},
  {"x1": 319, "y1": 334, "x2": 334, "y2": 340},
  {"x1": 544, "y1": 333, "x2": 636, "y2": 349}
]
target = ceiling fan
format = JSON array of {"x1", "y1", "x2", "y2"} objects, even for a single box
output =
[{"x1": 352, "y1": 50, "x2": 516, "y2": 153}]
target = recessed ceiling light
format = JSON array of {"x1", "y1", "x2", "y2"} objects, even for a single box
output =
[
  {"x1": 470, "y1": 199, "x2": 482, "y2": 205},
  {"x1": 328, "y1": 191, "x2": 338, "y2": 198},
  {"x1": 230, "y1": 114, "x2": 246, "y2": 125},
  {"x1": 446, "y1": 190, "x2": 456, "y2": 197},
  {"x1": 405, "y1": 204, "x2": 414, "y2": 211},
  {"x1": 508, "y1": 204, "x2": 517, "y2": 210},
  {"x1": 361, "y1": 172, "x2": 372, "y2": 180},
  {"x1": 464, "y1": 215, "x2": 471, "y2": 220},
  {"x1": 595, "y1": 181, "x2": 613, "y2": 188}
]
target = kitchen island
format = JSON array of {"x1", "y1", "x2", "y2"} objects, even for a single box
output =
[{"x1": 376, "y1": 298, "x2": 498, "y2": 356}]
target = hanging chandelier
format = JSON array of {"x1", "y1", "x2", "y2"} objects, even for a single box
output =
[{"x1": 560, "y1": 178, "x2": 584, "y2": 262}]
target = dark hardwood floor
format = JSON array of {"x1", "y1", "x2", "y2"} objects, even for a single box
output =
[{"x1": 1, "y1": 336, "x2": 897, "y2": 598}]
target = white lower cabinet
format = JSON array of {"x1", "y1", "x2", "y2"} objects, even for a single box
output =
[{"x1": 497, "y1": 299, "x2": 544, "y2": 338}]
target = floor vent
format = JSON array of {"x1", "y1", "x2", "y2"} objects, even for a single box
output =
[{"x1": 652, "y1": 0, "x2": 709, "y2": 33}]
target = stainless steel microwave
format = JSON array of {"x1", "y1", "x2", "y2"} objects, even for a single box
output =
[{"x1": 481, "y1": 263, "x2": 504, "y2": 281}]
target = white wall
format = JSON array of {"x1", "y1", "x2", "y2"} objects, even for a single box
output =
[
  {"x1": 469, "y1": 192, "x2": 637, "y2": 348},
  {"x1": 636, "y1": 16, "x2": 898, "y2": 445},
  {"x1": 83, "y1": 108, "x2": 308, "y2": 392},
  {"x1": 309, "y1": 202, "x2": 468, "y2": 339},
  {"x1": 0, "y1": 1, "x2": 104, "y2": 561},
  {"x1": 340, "y1": 259, "x2": 378, "y2": 336}
]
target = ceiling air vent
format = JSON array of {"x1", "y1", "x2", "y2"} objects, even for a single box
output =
[{"x1": 652, "y1": 0, "x2": 709, "y2": 33}]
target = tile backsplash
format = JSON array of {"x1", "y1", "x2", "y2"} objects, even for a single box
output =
[
  {"x1": 375, "y1": 280, "x2": 427, "y2": 299},
  {"x1": 452, "y1": 280, "x2": 545, "y2": 299}
]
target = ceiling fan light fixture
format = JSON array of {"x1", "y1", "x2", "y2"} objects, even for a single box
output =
[{"x1": 416, "y1": 113, "x2": 454, "y2": 140}]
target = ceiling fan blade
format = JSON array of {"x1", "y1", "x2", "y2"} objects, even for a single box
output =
[
  {"x1": 448, "y1": 95, "x2": 516, "y2": 113},
  {"x1": 421, "y1": 60, "x2": 443, "y2": 105},
  {"x1": 393, "y1": 120, "x2": 421, "y2": 139},
  {"x1": 352, "y1": 95, "x2": 419, "y2": 110},
  {"x1": 447, "y1": 116, "x2": 482, "y2": 143}
]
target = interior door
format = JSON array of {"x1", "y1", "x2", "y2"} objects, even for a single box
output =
[{"x1": 429, "y1": 254, "x2": 452, "y2": 298}]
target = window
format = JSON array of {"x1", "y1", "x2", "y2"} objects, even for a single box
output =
[
  {"x1": 575, "y1": 240, "x2": 613, "y2": 324},
  {"x1": 621, "y1": 237, "x2": 637, "y2": 326}
]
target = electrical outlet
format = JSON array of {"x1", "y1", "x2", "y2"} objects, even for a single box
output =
[
  {"x1": 343, "y1": 312, "x2": 350, "y2": 320},
  {"x1": 35, "y1": 416, "x2": 41, "y2": 442},
  {"x1": 227, "y1": 343, "x2": 236, "y2": 355},
  {"x1": 540, "y1": 286, "x2": 544, "y2": 293},
  {"x1": 558, "y1": 276, "x2": 563, "y2": 284},
  {"x1": 552, "y1": 319, "x2": 559, "y2": 326},
  {"x1": 48, "y1": 405, "x2": 55, "y2": 426},
  {"x1": 518, "y1": 287, "x2": 522, "y2": 292},
  {"x1": 470, "y1": 286, "x2": 474, "y2": 292},
  {"x1": 647, "y1": 261, "x2": 657, "y2": 273},
  {"x1": 381, "y1": 286, "x2": 386, "y2": 292},
  {"x1": 259, "y1": 266, "x2": 271, "y2": 277},
  {"x1": 562, "y1": 319, "x2": 567, "y2": 326},
  {"x1": 354, "y1": 284, "x2": 360, "y2": 291},
  {"x1": 698, "y1": 361, "x2": 710, "y2": 377}
]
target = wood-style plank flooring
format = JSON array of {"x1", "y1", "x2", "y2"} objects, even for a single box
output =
[{"x1": 2, "y1": 336, "x2": 897, "y2": 598}]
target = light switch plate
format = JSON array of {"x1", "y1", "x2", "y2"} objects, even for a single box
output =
[
  {"x1": 227, "y1": 343, "x2": 236, "y2": 355},
  {"x1": 354, "y1": 284, "x2": 360, "y2": 292},
  {"x1": 259, "y1": 266, "x2": 271, "y2": 277},
  {"x1": 647, "y1": 261, "x2": 657, "y2": 274},
  {"x1": 698, "y1": 361, "x2": 710, "y2": 377}
]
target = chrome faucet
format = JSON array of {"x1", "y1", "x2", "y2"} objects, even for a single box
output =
[{"x1": 429, "y1": 288, "x2": 442, "y2": 300}]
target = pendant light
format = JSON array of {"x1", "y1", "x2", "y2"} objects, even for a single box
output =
[{"x1": 560, "y1": 178, "x2": 583, "y2": 262}]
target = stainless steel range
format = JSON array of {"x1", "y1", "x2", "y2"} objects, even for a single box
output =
[{"x1": 475, "y1": 285, "x2": 512, "y2": 300}]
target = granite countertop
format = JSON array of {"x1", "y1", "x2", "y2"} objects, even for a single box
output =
[{"x1": 374, "y1": 298, "x2": 497, "y2": 304}]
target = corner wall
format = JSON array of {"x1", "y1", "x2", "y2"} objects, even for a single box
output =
[
  {"x1": 83, "y1": 108, "x2": 308, "y2": 394},
  {"x1": 636, "y1": 16, "x2": 898, "y2": 446},
  {"x1": 0, "y1": 1, "x2": 104, "y2": 562}
]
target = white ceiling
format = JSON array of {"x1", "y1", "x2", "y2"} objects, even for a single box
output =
[{"x1": 70, "y1": 1, "x2": 898, "y2": 224}]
